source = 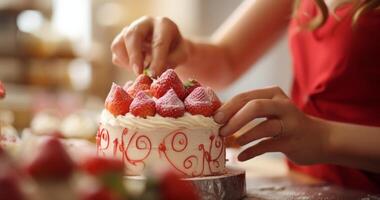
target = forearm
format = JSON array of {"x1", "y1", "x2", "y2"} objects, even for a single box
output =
[
  {"x1": 320, "y1": 119, "x2": 380, "y2": 173},
  {"x1": 177, "y1": 0, "x2": 293, "y2": 90}
]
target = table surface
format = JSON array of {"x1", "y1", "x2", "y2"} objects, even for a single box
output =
[{"x1": 226, "y1": 150, "x2": 380, "y2": 200}]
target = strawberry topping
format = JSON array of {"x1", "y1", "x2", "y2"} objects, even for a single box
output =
[
  {"x1": 184, "y1": 87, "x2": 214, "y2": 117},
  {"x1": 130, "y1": 91, "x2": 156, "y2": 118},
  {"x1": 205, "y1": 87, "x2": 222, "y2": 111},
  {"x1": 150, "y1": 69, "x2": 186, "y2": 100},
  {"x1": 184, "y1": 79, "x2": 201, "y2": 98},
  {"x1": 105, "y1": 83, "x2": 133, "y2": 116},
  {"x1": 156, "y1": 89, "x2": 185, "y2": 118},
  {"x1": 126, "y1": 74, "x2": 152, "y2": 97},
  {"x1": 122, "y1": 80, "x2": 133, "y2": 91}
]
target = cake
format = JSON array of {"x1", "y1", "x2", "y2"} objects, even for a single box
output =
[{"x1": 97, "y1": 69, "x2": 226, "y2": 177}]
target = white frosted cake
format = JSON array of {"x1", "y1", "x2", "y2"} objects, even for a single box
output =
[
  {"x1": 97, "y1": 69, "x2": 226, "y2": 177},
  {"x1": 98, "y1": 110, "x2": 225, "y2": 176}
]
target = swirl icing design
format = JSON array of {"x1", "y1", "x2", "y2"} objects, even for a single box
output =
[{"x1": 97, "y1": 110, "x2": 226, "y2": 177}]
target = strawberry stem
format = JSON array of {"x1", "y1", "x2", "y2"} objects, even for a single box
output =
[
  {"x1": 143, "y1": 68, "x2": 153, "y2": 77},
  {"x1": 184, "y1": 79, "x2": 195, "y2": 88}
]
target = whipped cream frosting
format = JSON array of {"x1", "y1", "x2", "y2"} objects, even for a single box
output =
[{"x1": 100, "y1": 109, "x2": 221, "y2": 131}]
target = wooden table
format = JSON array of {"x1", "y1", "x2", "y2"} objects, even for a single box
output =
[{"x1": 226, "y1": 150, "x2": 380, "y2": 200}]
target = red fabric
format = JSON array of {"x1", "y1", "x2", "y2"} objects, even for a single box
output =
[{"x1": 288, "y1": 1, "x2": 380, "y2": 192}]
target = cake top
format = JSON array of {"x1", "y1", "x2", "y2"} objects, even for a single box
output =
[{"x1": 104, "y1": 69, "x2": 222, "y2": 119}]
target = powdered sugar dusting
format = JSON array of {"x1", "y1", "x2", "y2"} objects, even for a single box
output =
[
  {"x1": 184, "y1": 87, "x2": 212, "y2": 106},
  {"x1": 156, "y1": 89, "x2": 185, "y2": 109}
]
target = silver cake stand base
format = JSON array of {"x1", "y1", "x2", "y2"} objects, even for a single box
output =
[{"x1": 124, "y1": 168, "x2": 246, "y2": 200}]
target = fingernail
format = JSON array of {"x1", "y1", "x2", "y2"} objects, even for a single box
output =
[
  {"x1": 213, "y1": 112, "x2": 224, "y2": 124},
  {"x1": 132, "y1": 63, "x2": 140, "y2": 74}
]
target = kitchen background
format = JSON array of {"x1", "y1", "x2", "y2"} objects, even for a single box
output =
[{"x1": 0, "y1": 0, "x2": 291, "y2": 155}]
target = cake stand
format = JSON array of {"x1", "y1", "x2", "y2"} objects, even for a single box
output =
[{"x1": 124, "y1": 168, "x2": 246, "y2": 200}]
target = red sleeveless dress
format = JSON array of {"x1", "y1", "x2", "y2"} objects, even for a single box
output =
[{"x1": 288, "y1": 1, "x2": 380, "y2": 192}]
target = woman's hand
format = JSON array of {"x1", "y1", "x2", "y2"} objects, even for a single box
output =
[
  {"x1": 214, "y1": 86, "x2": 330, "y2": 165},
  {"x1": 110, "y1": 16, "x2": 189, "y2": 77}
]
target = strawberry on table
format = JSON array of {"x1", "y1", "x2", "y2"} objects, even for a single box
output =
[
  {"x1": 156, "y1": 89, "x2": 185, "y2": 118},
  {"x1": 126, "y1": 74, "x2": 152, "y2": 97},
  {"x1": 205, "y1": 87, "x2": 222, "y2": 112},
  {"x1": 0, "y1": 172, "x2": 26, "y2": 200},
  {"x1": 159, "y1": 170, "x2": 199, "y2": 200},
  {"x1": 0, "y1": 148, "x2": 26, "y2": 200},
  {"x1": 80, "y1": 156, "x2": 125, "y2": 200},
  {"x1": 130, "y1": 91, "x2": 156, "y2": 118},
  {"x1": 151, "y1": 69, "x2": 186, "y2": 100},
  {"x1": 80, "y1": 156, "x2": 124, "y2": 176},
  {"x1": 184, "y1": 79, "x2": 201, "y2": 98},
  {"x1": 184, "y1": 87, "x2": 214, "y2": 117},
  {"x1": 105, "y1": 83, "x2": 133, "y2": 116},
  {"x1": 24, "y1": 137, "x2": 75, "y2": 181}
]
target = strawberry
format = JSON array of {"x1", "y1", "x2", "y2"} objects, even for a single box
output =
[
  {"x1": 0, "y1": 173, "x2": 26, "y2": 200},
  {"x1": 0, "y1": 149, "x2": 25, "y2": 200},
  {"x1": 184, "y1": 87, "x2": 214, "y2": 117},
  {"x1": 184, "y1": 79, "x2": 201, "y2": 98},
  {"x1": 159, "y1": 170, "x2": 199, "y2": 200},
  {"x1": 150, "y1": 69, "x2": 186, "y2": 100},
  {"x1": 0, "y1": 80, "x2": 5, "y2": 99},
  {"x1": 126, "y1": 74, "x2": 152, "y2": 97},
  {"x1": 80, "y1": 156, "x2": 124, "y2": 176},
  {"x1": 122, "y1": 80, "x2": 133, "y2": 91},
  {"x1": 205, "y1": 87, "x2": 222, "y2": 112},
  {"x1": 24, "y1": 136, "x2": 75, "y2": 181},
  {"x1": 130, "y1": 91, "x2": 156, "y2": 118},
  {"x1": 105, "y1": 83, "x2": 133, "y2": 116},
  {"x1": 80, "y1": 156, "x2": 126, "y2": 199},
  {"x1": 156, "y1": 89, "x2": 185, "y2": 118}
]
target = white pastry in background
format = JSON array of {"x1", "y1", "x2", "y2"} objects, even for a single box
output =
[
  {"x1": 31, "y1": 111, "x2": 61, "y2": 136},
  {"x1": 60, "y1": 113, "x2": 98, "y2": 140},
  {"x1": 61, "y1": 138, "x2": 96, "y2": 163}
]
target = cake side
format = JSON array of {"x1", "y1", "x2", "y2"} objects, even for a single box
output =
[
  {"x1": 98, "y1": 69, "x2": 226, "y2": 177},
  {"x1": 97, "y1": 110, "x2": 226, "y2": 177}
]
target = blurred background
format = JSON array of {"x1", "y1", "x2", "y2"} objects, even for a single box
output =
[{"x1": 0, "y1": 0, "x2": 291, "y2": 138}]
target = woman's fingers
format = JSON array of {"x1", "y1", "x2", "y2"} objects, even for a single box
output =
[
  {"x1": 124, "y1": 17, "x2": 154, "y2": 74},
  {"x1": 214, "y1": 86, "x2": 286, "y2": 124},
  {"x1": 149, "y1": 18, "x2": 179, "y2": 77},
  {"x1": 238, "y1": 138, "x2": 284, "y2": 161},
  {"x1": 219, "y1": 99, "x2": 283, "y2": 136},
  {"x1": 110, "y1": 16, "x2": 186, "y2": 77},
  {"x1": 236, "y1": 118, "x2": 283, "y2": 146},
  {"x1": 111, "y1": 32, "x2": 129, "y2": 68}
]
